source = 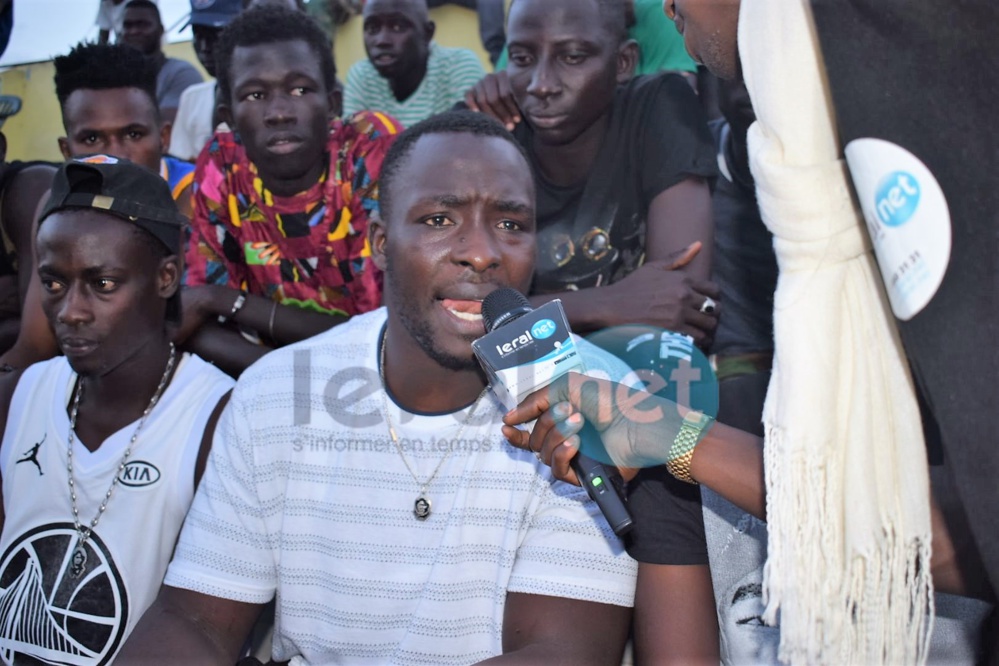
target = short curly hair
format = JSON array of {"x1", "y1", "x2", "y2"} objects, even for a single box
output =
[
  {"x1": 53, "y1": 42, "x2": 159, "y2": 125},
  {"x1": 215, "y1": 5, "x2": 337, "y2": 106}
]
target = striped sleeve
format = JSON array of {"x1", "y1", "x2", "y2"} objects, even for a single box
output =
[
  {"x1": 342, "y1": 61, "x2": 367, "y2": 118},
  {"x1": 443, "y1": 47, "x2": 487, "y2": 107},
  {"x1": 508, "y1": 478, "x2": 638, "y2": 607}
]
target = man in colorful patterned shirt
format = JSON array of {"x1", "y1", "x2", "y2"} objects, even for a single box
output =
[{"x1": 180, "y1": 5, "x2": 400, "y2": 376}]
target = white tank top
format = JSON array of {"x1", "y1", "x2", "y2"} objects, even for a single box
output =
[{"x1": 0, "y1": 353, "x2": 233, "y2": 665}]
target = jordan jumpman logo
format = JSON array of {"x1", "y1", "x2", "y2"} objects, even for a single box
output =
[{"x1": 16, "y1": 435, "x2": 44, "y2": 476}]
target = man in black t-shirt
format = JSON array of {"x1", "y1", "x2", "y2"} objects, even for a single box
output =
[
  {"x1": 465, "y1": 0, "x2": 720, "y2": 345},
  {"x1": 465, "y1": 0, "x2": 722, "y2": 661}
]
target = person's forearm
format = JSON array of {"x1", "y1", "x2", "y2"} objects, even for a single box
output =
[
  {"x1": 117, "y1": 600, "x2": 234, "y2": 665},
  {"x1": 183, "y1": 325, "x2": 270, "y2": 378},
  {"x1": 528, "y1": 289, "x2": 609, "y2": 333},
  {"x1": 527, "y1": 239, "x2": 716, "y2": 337},
  {"x1": 644, "y1": 179, "x2": 714, "y2": 281},
  {"x1": 478, "y1": 644, "x2": 585, "y2": 665},
  {"x1": 504, "y1": 374, "x2": 765, "y2": 519},
  {"x1": 689, "y1": 422, "x2": 767, "y2": 520},
  {"x1": 196, "y1": 285, "x2": 348, "y2": 347},
  {"x1": 244, "y1": 297, "x2": 348, "y2": 347},
  {"x1": 0, "y1": 274, "x2": 60, "y2": 370},
  {"x1": 0, "y1": 330, "x2": 60, "y2": 370},
  {"x1": 613, "y1": 398, "x2": 767, "y2": 519},
  {"x1": 118, "y1": 610, "x2": 230, "y2": 664}
]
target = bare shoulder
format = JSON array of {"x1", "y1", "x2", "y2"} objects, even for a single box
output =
[{"x1": 3, "y1": 167, "x2": 55, "y2": 245}]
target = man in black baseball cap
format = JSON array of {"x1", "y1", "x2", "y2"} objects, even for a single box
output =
[
  {"x1": 39, "y1": 154, "x2": 186, "y2": 321},
  {"x1": 0, "y1": 154, "x2": 234, "y2": 663}
]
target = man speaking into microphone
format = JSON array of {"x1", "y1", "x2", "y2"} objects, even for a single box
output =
[{"x1": 121, "y1": 111, "x2": 657, "y2": 665}]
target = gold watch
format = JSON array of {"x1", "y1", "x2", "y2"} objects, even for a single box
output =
[{"x1": 666, "y1": 411, "x2": 713, "y2": 484}]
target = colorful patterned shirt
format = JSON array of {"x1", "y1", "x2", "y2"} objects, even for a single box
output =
[{"x1": 186, "y1": 112, "x2": 400, "y2": 317}]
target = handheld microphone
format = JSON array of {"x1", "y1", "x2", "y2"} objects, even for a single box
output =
[{"x1": 472, "y1": 289, "x2": 634, "y2": 536}]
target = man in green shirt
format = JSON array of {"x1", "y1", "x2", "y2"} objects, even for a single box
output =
[
  {"x1": 343, "y1": 0, "x2": 485, "y2": 127},
  {"x1": 632, "y1": 0, "x2": 696, "y2": 75}
]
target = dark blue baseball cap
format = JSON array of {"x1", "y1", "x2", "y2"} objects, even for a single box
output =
[{"x1": 186, "y1": 0, "x2": 242, "y2": 28}]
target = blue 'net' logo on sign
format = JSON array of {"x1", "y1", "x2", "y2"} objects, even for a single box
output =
[
  {"x1": 875, "y1": 171, "x2": 920, "y2": 227},
  {"x1": 531, "y1": 319, "x2": 557, "y2": 339},
  {"x1": 585, "y1": 326, "x2": 718, "y2": 419}
]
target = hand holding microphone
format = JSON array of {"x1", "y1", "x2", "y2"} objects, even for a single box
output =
[
  {"x1": 499, "y1": 371, "x2": 699, "y2": 483},
  {"x1": 500, "y1": 373, "x2": 631, "y2": 487},
  {"x1": 498, "y1": 364, "x2": 775, "y2": 522},
  {"x1": 473, "y1": 289, "x2": 635, "y2": 536}
]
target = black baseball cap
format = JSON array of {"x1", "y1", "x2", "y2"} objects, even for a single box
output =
[
  {"x1": 40, "y1": 154, "x2": 185, "y2": 256},
  {"x1": 40, "y1": 155, "x2": 186, "y2": 323}
]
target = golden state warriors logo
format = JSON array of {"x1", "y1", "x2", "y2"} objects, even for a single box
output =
[
  {"x1": 74, "y1": 155, "x2": 119, "y2": 165},
  {"x1": 0, "y1": 524, "x2": 128, "y2": 665}
]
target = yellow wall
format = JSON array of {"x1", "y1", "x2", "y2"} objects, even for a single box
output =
[
  {"x1": 2, "y1": 59, "x2": 65, "y2": 163},
  {"x1": 0, "y1": 5, "x2": 488, "y2": 162}
]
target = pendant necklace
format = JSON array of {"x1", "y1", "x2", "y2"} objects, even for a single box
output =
[
  {"x1": 379, "y1": 331, "x2": 487, "y2": 520},
  {"x1": 65, "y1": 343, "x2": 177, "y2": 577}
]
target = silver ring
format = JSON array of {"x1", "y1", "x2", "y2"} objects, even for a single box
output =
[
  {"x1": 699, "y1": 296, "x2": 718, "y2": 315},
  {"x1": 534, "y1": 450, "x2": 544, "y2": 463}
]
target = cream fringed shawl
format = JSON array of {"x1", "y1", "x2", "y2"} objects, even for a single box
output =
[{"x1": 739, "y1": 0, "x2": 934, "y2": 662}]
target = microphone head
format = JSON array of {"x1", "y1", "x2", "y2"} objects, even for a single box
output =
[{"x1": 482, "y1": 288, "x2": 533, "y2": 332}]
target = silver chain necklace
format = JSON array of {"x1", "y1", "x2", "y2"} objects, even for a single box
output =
[
  {"x1": 379, "y1": 331, "x2": 487, "y2": 520},
  {"x1": 66, "y1": 342, "x2": 177, "y2": 578}
]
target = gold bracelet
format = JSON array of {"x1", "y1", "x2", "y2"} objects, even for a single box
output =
[{"x1": 666, "y1": 411, "x2": 713, "y2": 484}]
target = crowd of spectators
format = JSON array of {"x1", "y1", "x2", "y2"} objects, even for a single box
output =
[{"x1": 0, "y1": 0, "x2": 993, "y2": 664}]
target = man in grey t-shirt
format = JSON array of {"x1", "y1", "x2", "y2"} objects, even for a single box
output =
[{"x1": 120, "y1": 0, "x2": 203, "y2": 124}]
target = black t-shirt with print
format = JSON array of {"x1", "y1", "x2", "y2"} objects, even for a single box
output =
[{"x1": 513, "y1": 73, "x2": 718, "y2": 294}]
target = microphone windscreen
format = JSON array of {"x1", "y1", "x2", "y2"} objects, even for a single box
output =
[{"x1": 482, "y1": 288, "x2": 532, "y2": 332}]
